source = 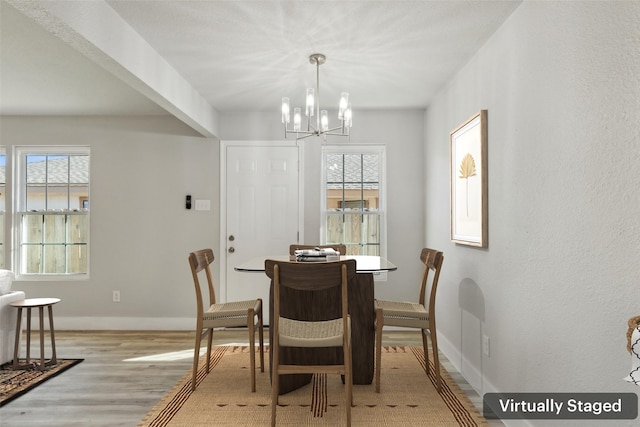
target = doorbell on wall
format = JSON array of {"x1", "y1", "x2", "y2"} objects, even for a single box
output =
[{"x1": 186, "y1": 195, "x2": 192, "y2": 210}]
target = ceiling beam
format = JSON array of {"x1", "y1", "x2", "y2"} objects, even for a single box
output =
[{"x1": 7, "y1": 0, "x2": 219, "y2": 138}]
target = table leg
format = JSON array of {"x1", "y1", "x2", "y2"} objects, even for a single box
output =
[
  {"x1": 48, "y1": 305, "x2": 57, "y2": 365},
  {"x1": 12, "y1": 307, "x2": 23, "y2": 369},
  {"x1": 26, "y1": 307, "x2": 32, "y2": 365},
  {"x1": 39, "y1": 306, "x2": 45, "y2": 371}
]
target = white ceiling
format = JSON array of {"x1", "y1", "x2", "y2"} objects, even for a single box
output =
[{"x1": 0, "y1": 0, "x2": 521, "y2": 135}]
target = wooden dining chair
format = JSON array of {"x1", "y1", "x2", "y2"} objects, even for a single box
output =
[
  {"x1": 188, "y1": 248, "x2": 264, "y2": 392},
  {"x1": 374, "y1": 248, "x2": 444, "y2": 392},
  {"x1": 265, "y1": 259, "x2": 356, "y2": 427},
  {"x1": 288, "y1": 244, "x2": 347, "y2": 255}
]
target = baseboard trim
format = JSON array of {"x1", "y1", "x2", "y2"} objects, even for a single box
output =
[{"x1": 54, "y1": 317, "x2": 195, "y2": 331}]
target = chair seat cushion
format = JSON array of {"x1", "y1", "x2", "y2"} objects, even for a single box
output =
[
  {"x1": 203, "y1": 300, "x2": 260, "y2": 327},
  {"x1": 279, "y1": 317, "x2": 349, "y2": 348},
  {"x1": 375, "y1": 299, "x2": 429, "y2": 328}
]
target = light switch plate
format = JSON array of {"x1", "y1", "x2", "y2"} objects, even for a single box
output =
[{"x1": 195, "y1": 199, "x2": 211, "y2": 211}]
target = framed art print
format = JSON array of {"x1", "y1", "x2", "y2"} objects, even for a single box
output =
[{"x1": 450, "y1": 110, "x2": 488, "y2": 247}]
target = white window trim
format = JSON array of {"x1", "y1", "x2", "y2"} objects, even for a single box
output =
[
  {"x1": 13, "y1": 146, "x2": 91, "y2": 281},
  {"x1": 320, "y1": 144, "x2": 387, "y2": 259}
]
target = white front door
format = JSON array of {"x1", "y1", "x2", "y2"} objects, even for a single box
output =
[{"x1": 221, "y1": 142, "x2": 301, "y2": 321}]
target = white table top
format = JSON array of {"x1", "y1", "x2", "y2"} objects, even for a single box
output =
[{"x1": 234, "y1": 255, "x2": 397, "y2": 273}]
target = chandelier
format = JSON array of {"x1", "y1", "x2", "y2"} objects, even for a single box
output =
[{"x1": 281, "y1": 53, "x2": 352, "y2": 141}]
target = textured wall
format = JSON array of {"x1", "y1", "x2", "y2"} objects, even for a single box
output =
[{"x1": 425, "y1": 2, "x2": 640, "y2": 424}]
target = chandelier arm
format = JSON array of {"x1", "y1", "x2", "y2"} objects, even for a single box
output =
[
  {"x1": 323, "y1": 132, "x2": 351, "y2": 137},
  {"x1": 284, "y1": 126, "x2": 315, "y2": 137},
  {"x1": 323, "y1": 125, "x2": 346, "y2": 134},
  {"x1": 296, "y1": 133, "x2": 317, "y2": 141},
  {"x1": 288, "y1": 129, "x2": 315, "y2": 136}
]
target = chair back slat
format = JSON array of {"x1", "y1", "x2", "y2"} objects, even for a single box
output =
[
  {"x1": 418, "y1": 248, "x2": 444, "y2": 309},
  {"x1": 188, "y1": 248, "x2": 217, "y2": 309},
  {"x1": 265, "y1": 259, "x2": 356, "y2": 292},
  {"x1": 266, "y1": 259, "x2": 356, "y2": 323}
]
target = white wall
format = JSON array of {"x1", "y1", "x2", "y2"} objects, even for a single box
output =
[
  {"x1": 1, "y1": 116, "x2": 220, "y2": 330},
  {"x1": 425, "y1": 2, "x2": 640, "y2": 425},
  {"x1": 0, "y1": 110, "x2": 425, "y2": 329},
  {"x1": 220, "y1": 109, "x2": 426, "y2": 303}
]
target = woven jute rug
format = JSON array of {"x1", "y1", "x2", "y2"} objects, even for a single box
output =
[
  {"x1": 0, "y1": 359, "x2": 83, "y2": 407},
  {"x1": 140, "y1": 346, "x2": 487, "y2": 426}
]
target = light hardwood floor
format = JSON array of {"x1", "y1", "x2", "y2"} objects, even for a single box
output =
[{"x1": 1, "y1": 330, "x2": 501, "y2": 426}]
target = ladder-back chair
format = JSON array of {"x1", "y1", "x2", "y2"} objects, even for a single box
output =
[{"x1": 188, "y1": 248, "x2": 264, "y2": 391}]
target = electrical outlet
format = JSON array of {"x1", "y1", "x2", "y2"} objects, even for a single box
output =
[
  {"x1": 112, "y1": 290, "x2": 121, "y2": 303},
  {"x1": 483, "y1": 335, "x2": 490, "y2": 357}
]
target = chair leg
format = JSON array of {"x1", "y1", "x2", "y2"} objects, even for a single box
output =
[
  {"x1": 192, "y1": 329, "x2": 202, "y2": 391},
  {"x1": 421, "y1": 328, "x2": 429, "y2": 373},
  {"x1": 375, "y1": 307, "x2": 383, "y2": 393},
  {"x1": 345, "y1": 335, "x2": 352, "y2": 426},
  {"x1": 271, "y1": 344, "x2": 279, "y2": 427},
  {"x1": 429, "y1": 325, "x2": 441, "y2": 392},
  {"x1": 248, "y1": 309, "x2": 256, "y2": 392},
  {"x1": 206, "y1": 328, "x2": 213, "y2": 373},
  {"x1": 258, "y1": 300, "x2": 265, "y2": 372}
]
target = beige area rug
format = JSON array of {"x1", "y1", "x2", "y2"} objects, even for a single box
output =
[{"x1": 139, "y1": 346, "x2": 487, "y2": 426}]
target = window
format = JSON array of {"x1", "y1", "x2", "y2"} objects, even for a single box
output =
[
  {"x1": 322, "y1": 146, "x2": 386, "y2": 256},
  {"x1": 15, "y1": 147, "x2": 90, "y2": 278}
]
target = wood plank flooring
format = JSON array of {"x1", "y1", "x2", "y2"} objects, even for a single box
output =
[{"x1": 1, "y1": 330, "x2": 501, "y2": 426}]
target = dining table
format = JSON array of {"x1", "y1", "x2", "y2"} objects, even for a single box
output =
[{"x1": 234, "y1": 254, "x2": 397, "y2": 394}]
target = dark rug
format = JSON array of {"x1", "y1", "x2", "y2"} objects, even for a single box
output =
[{"x1": 0, "y1": 359, "x2": 83, "y2": 407}]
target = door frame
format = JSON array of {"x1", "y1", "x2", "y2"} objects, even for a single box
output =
[{"x1": 219, "y1": 140, "x2": 305, "y2": 303}]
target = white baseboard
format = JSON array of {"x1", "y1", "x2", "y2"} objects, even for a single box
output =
[
  {"x1": 435, "y1": 332, "x2": 499, "y2": 395},
  {"x1": 54, "y1": 317, "x2": 195, "y2": 331}
]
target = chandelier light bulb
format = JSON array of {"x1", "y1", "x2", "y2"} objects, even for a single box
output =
[
  {"x1": 338, "y1": 92, "x2": 349, "y2": 119},
  {"x1": 293, "y1": 107, "x2": 302, "y2": 132},
  {"x1": 306, "y1": 88, "x2": 315, "y2": 116},
  {"x1": 344, "y1": 104, "x2": 353, "y2": 127},
  {"x1": 281, "y1": 97, "x2": 290, "y2": 124},
  {"x1": 321, "y1": 110, "x2": 329, "y2": 131}
]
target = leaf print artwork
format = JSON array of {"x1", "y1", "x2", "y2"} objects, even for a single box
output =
[{"x1": 458, "y1": 153, "x2": 476, "y2": 216}]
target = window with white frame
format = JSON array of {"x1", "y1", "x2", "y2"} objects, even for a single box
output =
[
  {"x1": 322, "y1": 146, "x2": 386, "y2": 256},
  {"x1": 15, "y1": 147, "x2": 90, "y2": 277}
]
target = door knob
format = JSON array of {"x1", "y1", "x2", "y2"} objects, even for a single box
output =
[
  {"x1": 229, "y1": 235, "x2": 235, "y2": 241},
  {"x1": 228, "y1": 247, "x2": 235, "y2": 253}
]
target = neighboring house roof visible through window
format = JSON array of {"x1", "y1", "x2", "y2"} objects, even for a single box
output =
[
  {"x1": 25, "y1": 156, "x2": 89, "y2": 184},
  {"x1": 326, "y1": 153, "x2": 379, "y2": 190}
]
